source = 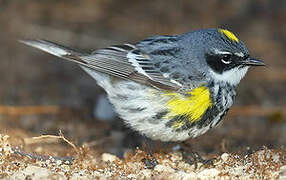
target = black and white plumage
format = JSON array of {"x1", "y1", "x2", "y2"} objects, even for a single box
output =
[{"x1": 20, "y1": 28, "x2": 264, "y2": 142}]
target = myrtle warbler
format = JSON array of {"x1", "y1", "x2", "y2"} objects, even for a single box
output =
[{"x1": 20, "y1": 28, "x2": 264, "y2": 142}]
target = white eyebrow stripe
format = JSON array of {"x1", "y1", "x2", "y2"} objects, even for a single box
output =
[
  {"x1": 235, "y1": 52, "x2": 244, "y2": 57},
  {"x1": 213, "y1": 49, "x2": 245, "y2": 58},
  {"x1": 213, "y1": 49, "x2": 232, "y2": 55}
]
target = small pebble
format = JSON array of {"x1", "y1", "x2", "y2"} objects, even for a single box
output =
[
  {"x1": 101, "y1": 153, "x2": 118, "y2": 162},
  {"x1": 279, "y1": 165, "x2": 286, "y2": 177},
  {"x1": 221, "y1": 153, "x2": 229, "y2": 162},
  {"x1": 154, "y1": 164, "x2": 175, "y2": 173},
  {"x1": 198, "y1": 168, "x2": 220, "y2": 178}
]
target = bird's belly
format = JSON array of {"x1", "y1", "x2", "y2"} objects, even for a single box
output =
[
  {"x1": 108, "y1": 85, "x2": 230, "y2": 141},
  {"x1": 80, "y1": 67, "x2": 175, "y2": 141},
  {"x1": 84, "y1": 69, "x2": 234, "y2": 142}
]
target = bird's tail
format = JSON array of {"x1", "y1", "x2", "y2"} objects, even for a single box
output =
[
  {"x1": 20, "y1": 39, "x2": 114, "y2": 91},
  {"x1": 19, "y1": 39, "x2": 88, "y2": 66}
]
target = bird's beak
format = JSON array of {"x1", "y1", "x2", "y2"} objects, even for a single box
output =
[{"x1": 240, "y1": 57, "x2": 265, "y2": 66}]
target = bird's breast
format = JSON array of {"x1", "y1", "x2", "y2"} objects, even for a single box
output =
[{"x1": 163, "y1": 83, "x2": 236, "y2": 132}]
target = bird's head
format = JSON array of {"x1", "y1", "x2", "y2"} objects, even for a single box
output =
[{"x1": 183, "y1": 28, "x2": 265, "y2": 86}]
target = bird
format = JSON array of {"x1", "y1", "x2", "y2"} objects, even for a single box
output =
[{"x1": 20, "y1": 28, "x2": 264, "y2": 142}]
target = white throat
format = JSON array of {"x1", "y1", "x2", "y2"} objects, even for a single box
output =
[{"x1": 210, "y1": 66, "x2": 249, "y2": 85}]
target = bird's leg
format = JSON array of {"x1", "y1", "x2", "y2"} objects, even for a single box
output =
[
  {"x1": 141, "y1": 136, "x2": 158, "y2": 169},
  {"x1": 180, "y1": 141, "x2": 215, "y2": 169}
]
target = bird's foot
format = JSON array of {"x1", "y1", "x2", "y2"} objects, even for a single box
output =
[
  {"x1": 142, "y1": 152, "x2": 158, "y2": 169},
  {"x1": 182, "y1": 151, "x2": 216, "y2": 169}
]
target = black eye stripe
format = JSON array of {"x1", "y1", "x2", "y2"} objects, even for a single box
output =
[
  {"x1": 205, "y1": 53, "x2": 243, "y2": 74},
  {"x1": 243, "y1": 54, "x2": 250, "y2": 60}
]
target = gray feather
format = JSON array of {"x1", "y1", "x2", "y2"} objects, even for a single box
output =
[{"x1": 20, "y1": 39, "x2": 181, "y2": 90}]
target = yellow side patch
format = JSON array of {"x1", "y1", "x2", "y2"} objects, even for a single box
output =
[
  {"x1": 164, "y1": 86, "x2": 213, "y2": 123},
  {"x1": 172, "y1": 120, "x2": 186, "y2": 129},
  {"x1": 218, "y1": 29, "x2": 239, "y2": 43}
]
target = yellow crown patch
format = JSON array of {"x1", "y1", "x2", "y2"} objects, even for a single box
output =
[{"x1": 218, "y1": 29, "x2": 239, "y2": 43}]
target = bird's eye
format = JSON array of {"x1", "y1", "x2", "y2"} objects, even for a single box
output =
[{"x1": 221, "y1": 54, "x2": 232, "y2": 64}]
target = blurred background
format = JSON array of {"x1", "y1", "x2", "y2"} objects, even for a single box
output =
[{"x1": 0, "y1": 0, "x2": 285, "y2": 157}]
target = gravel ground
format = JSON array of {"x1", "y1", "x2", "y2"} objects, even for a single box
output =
[{"x1": 0, "y1": 134, "x2": 285, "y2": 179}]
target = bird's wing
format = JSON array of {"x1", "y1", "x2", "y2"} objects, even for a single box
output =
[{"x1": 20, "y1": 39, "x2": 182, "y2": 91}]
